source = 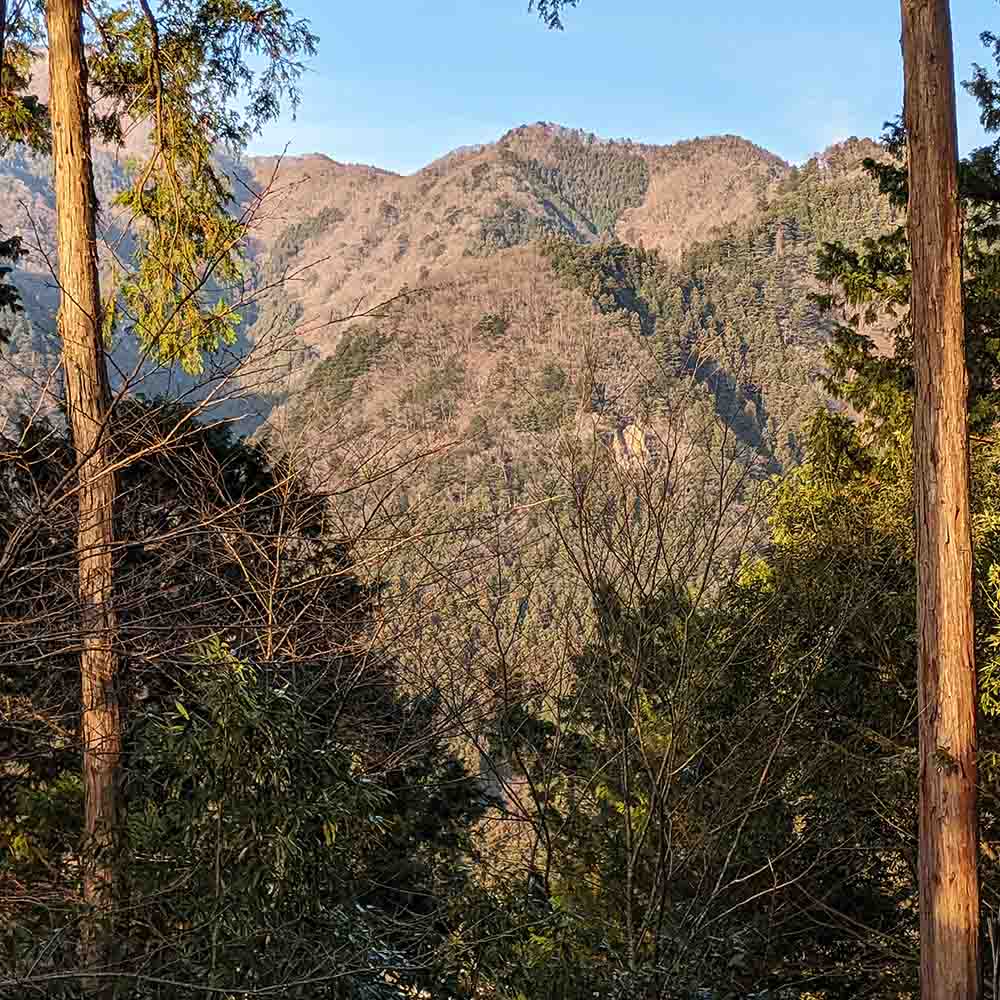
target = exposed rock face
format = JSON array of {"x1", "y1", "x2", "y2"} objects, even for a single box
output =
[{"x1": 614, "y1": 420, "x2": 651, "y2": 467}]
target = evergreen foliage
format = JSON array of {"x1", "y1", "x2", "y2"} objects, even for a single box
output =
[
  {"x1": 469, "y1": 195, "x2": 560, "y2": 254},
  {"x1": 85, "y1": 1, "x2": 317, "y2": 373},
  {"x1": 536, "y1": 141, "x2": 895, "y2": 472},
  {"x1": 467, "y1": 134, "x2": 649, "y2": 254},
  {"x1": 0, "y1": 400, "x2": 486, "y2": 997},
  {"x1": 269, "y1": 204, "x2": 347, "y2": 276},
  {"x1": 507, "y1": 135, "x2": 650, "y2": 236},
  {"x1": 305, "y1": 324, "x2": 391, "y2": 409}
]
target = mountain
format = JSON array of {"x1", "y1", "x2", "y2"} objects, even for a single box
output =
[
  {"x1": 0, "y1": 118, "x2": 899, "y2": 788},
  {"x1": 0, "y1": 120, "x2": 889, "y2": 437},
  {"x1": 0, "y1": 123, "x2": 896, "y2": 709},
  {"x1": 227, "y1": 127, "x2": 895, "y2": 722},
  {"x1": 247, "y1": 128, "x2": 892, "y2": 475},
  {"x1": 243, "y1": 124, "x2": 788, "y2": 348}
]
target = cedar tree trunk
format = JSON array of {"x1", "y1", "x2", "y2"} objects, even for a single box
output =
[
  {"x1": 901, "y1": 2, "x2": 980, "y2": 998},
  {"x1": 46, "y1": 0, "x2": 121, "y2": 988}
]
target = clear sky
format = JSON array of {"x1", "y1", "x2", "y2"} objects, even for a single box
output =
[{"x1": 247, "y1": 1, "x2": 1000, "y2": 173}]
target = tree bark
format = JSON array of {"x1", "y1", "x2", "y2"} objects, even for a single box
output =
[
  {"x1": 901, "y1": 2, "x2": 980, "y2": 998},
  {"x1": 46, "y1": 0, "x2": 121, "y2": 989}
]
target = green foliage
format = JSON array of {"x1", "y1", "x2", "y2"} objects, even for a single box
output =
[
  {"x1": 0, "y1": 232, "x2": 26, "y2": 342},
  {"x1": 269, "y1": 204, "x2": 347, "y2": 275},
  {"x1": 85, "y1": 1, "x2": 317, "y2": 373},
  {"x1": 511, "y1": 362, "x2": 572, "y2": 433},
  {"x1": 814, "y1": 48, "x2": 1000, "y2": 438},
  {"x1": 466, "y1": 133, "x2": 649, "y2": 255},
  {"x1": 529, "y1": 0, "x2": 580, "y2": 31},
  {"x1": 0, "y1": 8, "x2": 49, "y2": 334},
  {"x1": 542, "y1": 236, "x2": 651, "y2": 319},
  {"x1": 0, "y1": 399, "x2": 486, "y2": 996},
  {"x1": 508, "y1": 136, "x2": 650, "y2": 236},
  {"x1": 402, "y1": 358, "x2": 466, "y2": 418},
  {"x1": 538, "y1": 210, "x2": 880, "y2": 470},
  {"x1": 121, "y1": 640, "x2": 486, "y2": 997},
  {"x1": 535, "y1": 136, "x2": 894, "y2": 469},
  {"x1": 476, "y1": 416, "x2": 945, "y2": 996},
  {"x1": 126, "y1": 641, "x2": 389, "y2": 992},
  {"x1": 469, "y1": 195, "x2": 557, "y2": 254},
  {"x1": 767, "y1": 138, "x2": 898, "y2": 245},
  {"x1": 0, "y1": 7, "x2": 49, "y2": 157},
  {"x1": 476, "y1": 310, "x2": 511, "y2": 341},
  {"x1": 305, "y1": 324, "x2": 391, "y2": 409}
]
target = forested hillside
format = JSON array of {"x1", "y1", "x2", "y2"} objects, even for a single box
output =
[
  {"x1": 0, "y1": 107, "x2": 906, "y2": 996},
  {"x1": 6, "y1": 3, "x2": 1000, "y2": 994},
  {"x1": 254, "y1": 132, "x2": 897, "y2": 725},
  {"x1": 243, "y1": 124, "x2": 785, "y2": 342}
]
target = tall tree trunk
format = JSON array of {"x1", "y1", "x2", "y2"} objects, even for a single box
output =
[
  {"x1": 901, "y1": 2, "x2": 980, "y2": 998},
  {"x1": 46, "y1": 0, "x2": 121, "y2": 988}
]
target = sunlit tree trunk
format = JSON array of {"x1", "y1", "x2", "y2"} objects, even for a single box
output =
[
  {"x1": 46, "y1": 0, "x2": 121, "y2": 989},
  {"x1": 901, "y1": 2, "x2": 980, "y2": 998}
]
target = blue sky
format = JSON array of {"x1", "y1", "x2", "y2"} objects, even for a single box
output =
[{"x1": 248, "y1": 0, "x2": 1000, "y2": 173}]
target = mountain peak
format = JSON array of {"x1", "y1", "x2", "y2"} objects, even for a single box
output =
[
  {"x1": 500, "y1": 121, "x2": 611, "y2": 144},
  {"x1": 807, "y1": 136, "x2": 886, "y2": 174}
]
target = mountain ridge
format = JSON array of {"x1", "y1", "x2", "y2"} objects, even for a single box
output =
[
  {"x1": 0, "y1": 118, "x2": 890, "y2": 447},
  {"x1": 0, "y1": 116, "x2": 898, "y2": 693},
  {"x1": 262, "y1": 122, "x2": 793, "y2": 179},
  {"x1": 241, "y1": 124, "x2": 882, "y2": 360},
  {"x1": 241, "y1": 123, "x2": 810, "y2": 357}
]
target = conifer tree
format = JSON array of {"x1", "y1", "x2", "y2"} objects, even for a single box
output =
[
  {"x1": 45, "y1": 3, "x2": 119, "y2": 982},
  {"x1": 901, "y1": 5, "x2": 979, "y2": 997},
  {"x1": 1, "y1": 0, "x2": 316, "y2": 988}
]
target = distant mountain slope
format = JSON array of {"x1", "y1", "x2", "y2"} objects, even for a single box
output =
[
  {"x1": 0, "y1": 121, "x2": 891, "y2": 461},
  {"x1": 258, "y1": 130, "x2": 892, "y2": 471},
  {"x1": 0, "y1": 121, "x2": 268, "y2": 430},
  {"x1": 243, "y1": 124, "x2": 791, "y2": 350},
  {"x1": 0, "y1": 141, "x2": 132, "y2": 422},
  {"x1": 0, "y1": 119, "x2": 897, "y2": 725},
  {"x1": 273, "y1": 133, "x2": 893, "y2": 478},
  {"x1": 256, "y1": 131, "x2": 897, "y2": 722}
]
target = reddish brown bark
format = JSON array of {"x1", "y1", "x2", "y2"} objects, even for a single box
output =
[
  {"x1": 46, "y1": 0, "x2": 121, "y2": 987},
  {"x1": 901, "y1": 2, "x2": 980, "y2": 998}
]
